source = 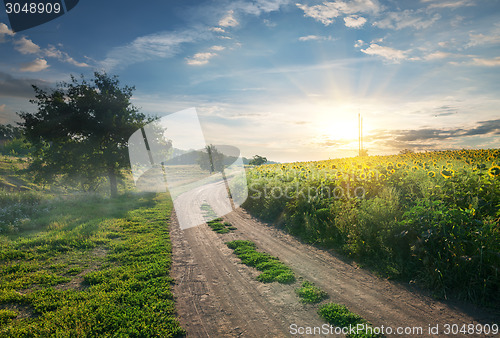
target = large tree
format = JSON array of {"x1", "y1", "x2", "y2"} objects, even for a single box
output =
[{"x1": 18, "y1": 72, "x2": 149, "y2": 197}]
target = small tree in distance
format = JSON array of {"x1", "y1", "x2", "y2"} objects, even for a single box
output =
[
  {"x1": 249, "y1": 155, "x2": 267, "y2": 166},
  {"x1": 18, "y1": 72, "x2": 150, "y2": 197}
]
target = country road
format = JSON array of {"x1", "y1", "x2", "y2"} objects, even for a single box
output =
[{"x1": 170, "y1": 181, "x2": 498, "y2": 337}]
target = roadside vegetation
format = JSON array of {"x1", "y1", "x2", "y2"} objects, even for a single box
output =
[
  {"x1": 0, "y1": 171, "x2": 184, "y2": 336},
  {"x1": 201, "y1": 204, "x2": 237, "y2": 233},
  {"x1": 296, "y1": 281, "x2": 328, "y2": 303},
  {"x1": 226, "y1": 240, "x2": 295, "y2": 284},
  {"x1": 318, "y1": 303, "x2": 380, "y2": 338},
  {"x1": 243, "y1": 149, "x2": 500, "y2": 307}
]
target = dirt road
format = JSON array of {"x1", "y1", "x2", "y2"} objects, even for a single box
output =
[{"x1": 171, "y1": 182, "x2": 497, "y2": 337}]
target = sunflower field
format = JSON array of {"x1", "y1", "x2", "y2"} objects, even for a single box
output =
[{"x1": 243, "y1": 149, "x2": 500, "y2": 306}]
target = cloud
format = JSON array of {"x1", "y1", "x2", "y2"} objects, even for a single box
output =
[
  {"x1": 44, "y1": 45, "x2": 90, "y2": 67},
  {"x1": 373, "y1": 10, "x2": 440, "y2": 30},
  {"x1": 424, "y1": 51, "x2": 454, "y2": 60},
  {"x1": 367, "y1": 119, "x2": 500, "y2": 147},
  {"x1": 19, "y1": 58, "x2": 49, "y2": 72},
  {"x1": 471, "y1": 57, "x2": 500, "y2": 67},
  {"x1": 0, "y1": 104, "x2": 5, "y2": 112},
  {"x1": 296, "y1": 0, "x2": 380, "y2": 26},
  {"x1": 0, "y1": 72, "x2": 50, "y2": 97},
  {"x1": 296, "y1": 2, "x2": 341, "y2": 25},
  {"x1": 229, "y1": 0, "x2": 290, "y2": 16},
  {"x1": 466, "y1": 33, "x2": 500, "y2": 48},
  {"x1": 186, "y1": 52, "x2": 217, "y2": 66},
  {"x1": 210, "y1": 45, "x2": 225, "y2": 51},
  {"x1": 360, "y1": 44, "x2": 407, "y2": 62},
  {"x1": 210, "y1": 27, "x2": 226, "y2": 33},
  {"x1": 101, "y1": 29, "x2": 210, "y2": 70},
  {"x1": 422, "y1": 0, "x2": 475, "y2": 9},
  {"x1": 298, "y1": 35, "x2": 333, "y2": 41},
  {"x1": 219, "y1": 10, "x2": 239, "y2": 27},
  {"x1": 14, "y1": 37, "x2": 41, "y2": 54},
  {"x1": 0, "y1": 22, "x2": 15, "y2": 42},
  {"x1": 354, "y1": 39, "x2": 365, "y2": 48},
  {"x1": 344, "y1": 15, "x2": 366, "y2": 28}
]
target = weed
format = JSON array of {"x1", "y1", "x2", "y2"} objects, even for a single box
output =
[
  {"x1": 296, "y1": 281, "x2": 328, "y2": 303},
  {"x1": 318, "y1": 303, "x2": 380, "y2": 337},
  {"x1": 226, "y1": 240, "x2": 295, "y2": 284}
]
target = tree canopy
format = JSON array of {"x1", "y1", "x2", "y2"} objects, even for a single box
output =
[
  {"x1": 18, "y1": 72, "x2": 150, "y2": 196},
  {"x1": 249, "y1": 155, "x2": 267, "y2": 166}
]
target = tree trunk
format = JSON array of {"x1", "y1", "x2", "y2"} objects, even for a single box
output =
[{"x1": 108, "y1": 170, "x2": 118, "y2": 198}]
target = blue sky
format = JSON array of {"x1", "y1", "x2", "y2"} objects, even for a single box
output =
[{"x1": 1, "y1": 0, "x2": 499, "y2": 161}]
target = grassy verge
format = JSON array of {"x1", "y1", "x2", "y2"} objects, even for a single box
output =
[
  {"x1": 318, "y1": 303, "x2": 381, "y2": 338},
  {"x1": 226, "y1": 240, "x2": 295, "y2": 284},
  {"x1": 0, "y1": 192, "x2": 184, "y2": 337}
]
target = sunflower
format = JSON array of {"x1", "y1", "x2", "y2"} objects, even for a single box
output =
[
  {"x1": 440, "y1": 169, "x2": 455, "y2": 179},
  {"x1": 428, "y1": 171, "x2": 436, "y2": 178},
  {"x1": 359, "y1": 173, "x2": 366, "y2": 180},
  {"x1": 488, "y1": 165, "x2": 500, "y2": 177}
]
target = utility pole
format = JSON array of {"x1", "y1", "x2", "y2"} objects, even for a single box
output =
[
  {"x1": 358, "y1": 113, "x2": 364, "y2": 157},
  {"x1": 358, "y1": 113, "x2": 361, "y2": 157}
]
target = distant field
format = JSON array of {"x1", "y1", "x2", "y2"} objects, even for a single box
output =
[
  {"x1": 244, "y1": 149, "x2": 500, "y2": 307},
  {"x1": 0, "y1": 160, "x2": 184, "y2": 337}
]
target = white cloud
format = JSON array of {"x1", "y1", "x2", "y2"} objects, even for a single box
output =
[
  {"x1": 19, "y1": 58, "x2": 49, "y2": 72},
  {"x1": 354, "y1": 39, "x2": 365, "y2": 48},
  {"x1": 0, "y1": 23, "x2": 15, "y2": 42},
  {"x1": 44, "y1": 45, "x2": 90, "y2": 67},
  {"x1": 101, "y1": 29, "x2": 208, "y2": 70},
  {"x1": 471, "y1": 57, "x2": 500, "y2": 67},
  {"x1": 424, "y1": 51, "x2": 454, "y2": 60},
  {"x1": 298, "y1": 35, "x2": 333, "y2": 41},
  {"x1": 186, "y1": 52, "x2": 217, "y2": 66},
  {"x1": 296, "y1": 0, "x2": 380, "y2": 26},
  {"x1": 344, "y1": 15, "x2": 367, "y2": 28},
  {"x1": 210, "y1": 45, "x2": 225, "y2": 51},
  {"x1": 466, "y1": 33, "x2": 500, "y2": 48},
  {"x1": 230, "y1": 0, "x2": 290, "y2": 16},
  {"x1": 360, "y1": 43, "x2": 407, "y2": 62},
  {"x1": 422, "y1": 0, "x2": 475, "y2": 9},
  {"x1": 373, "y1": 10, "x2": 440, "y2": 30},
  {"x1": 210, "y1": 27, "x2": 226, "y2": 33},
  {"x1": 0, "y1": 104, "x2": 5, "y2": 112},
  {"x1": 14, "y1": 37, "x2": 40, "y2": 54},
  {"x1": 263, "y1": 19, "x2": 277, "y2": 27},
  {"x1": 296, "y1": 2, "x2": 340, "y2": 25},
  {"x1": 219, "y1": 10, "x2": 239, "y2": 27}
]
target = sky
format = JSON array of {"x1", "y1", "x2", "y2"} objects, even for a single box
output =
[{"x1": 0, "y1": 0, "x2": 499, "y2": 162}]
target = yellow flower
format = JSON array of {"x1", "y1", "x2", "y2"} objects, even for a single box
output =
[
  {"x1": 488, "y1": 165, "x2": 500, "y2": 177},
  {"x1": 428, "y1": 171, "x2": 436, "y2": 178},
  {"x1": 440, "y1": 169, "x2": 454, "y2": 179}
]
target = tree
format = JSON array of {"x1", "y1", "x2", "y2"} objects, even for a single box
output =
[
  {"x1": 399, "y1": 148, "x2": 414, "y2": 155},
  {"x1": 18, "y1": 72, "x2": 149, "y2": 197},
  {"x1": 198, "y1": 145, "x2": 226, "y2": 173},
  {"x1": 249, "y1": 155, "x2": 267, "y2": 166}
]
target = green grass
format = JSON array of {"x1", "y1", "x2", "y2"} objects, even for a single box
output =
[
  {"x1": 318, "y1": 303, "x2": 381, "y2": 338},
  {"x1": 226, "y1": 240, "x2": 295, "y2": 284},
  {"x1": 0, "y1": 192, "x2": 184, "y2": 337},
  {"x1": 296, "y1": 281, "x2": 328, "y2": 303},
  {"x1": 202, "y1": 204, "x2": 237, "y2": 233}
]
